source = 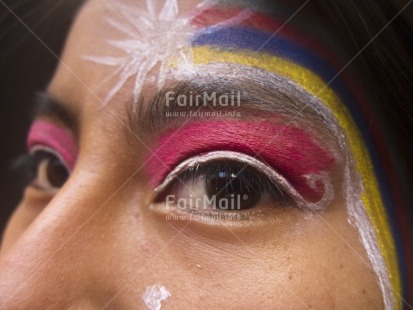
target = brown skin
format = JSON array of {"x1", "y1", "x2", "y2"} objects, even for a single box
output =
[{"x1": 0, "y1": 0, "x2": 383, "y2": 308}]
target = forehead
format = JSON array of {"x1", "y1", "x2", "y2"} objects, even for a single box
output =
[
  {"x1": 48, "y1": 0, "x2": 333, "y2": 111},
  {"x1": 48, "y1": 0, "x2": 196, "y2": 95}
]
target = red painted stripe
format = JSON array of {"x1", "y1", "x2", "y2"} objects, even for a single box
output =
[
  {"x1": 27, "y1": 120, "x2": 77, "y2": 171},
  {"x1": 147, "y1": 121, "x2": 335, "y2": 202}
]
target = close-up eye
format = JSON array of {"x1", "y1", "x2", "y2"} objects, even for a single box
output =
[
  {"x1": 160, "y1": 161, "x2": 287, "y2": 212},
  {"x1": 154, "y1": 151, "x2": 295, "y2": 215},
  {"x1": 20, "y1": 146, "x2": 70, "y2": 192}
]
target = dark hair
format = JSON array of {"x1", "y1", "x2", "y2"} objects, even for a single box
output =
[
  {"x1": 312, "y1": 3, "x2": 413, "y2": 303},
  {"x1": 313, "y1": 0, "x2": 413, "y2": 169}
]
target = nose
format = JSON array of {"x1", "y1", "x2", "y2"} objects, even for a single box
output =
[{"x1": 0, "y1": 169, "x2": 139, "y2": 309}]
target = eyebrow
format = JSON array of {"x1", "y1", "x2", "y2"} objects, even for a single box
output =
[
  {"x1": 33, "y1": 92, "x2": 78, "y2": 131},
  {"x1": 33, "y1": 77, "x2": 334, "y2": 147},
  {"x1": 132, "y1": 75, "x2": 334, "y2": 142}
]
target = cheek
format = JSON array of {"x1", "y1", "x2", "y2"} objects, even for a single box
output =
[
  {"x1": 0, "y1": 164, "x2": 382, "y2": 309},
  {"x1": 0, "y1": 190, "x2": 52, "y2": 254},
  {"x1": 1, "y1": 206, "x2": 26, "y2": 254},
  {"x1": 135, "y1": 199, "x2": 382, "y2": 309}
]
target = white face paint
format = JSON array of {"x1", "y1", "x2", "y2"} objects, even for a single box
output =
[
  {"x1": 84, "y1": 0, "x2": 196, "y2": 108},
  {"x1": 142, "y1": 285, "x2": 171, "y2": 310},
  {"x1": 83, "y1": 0, "x2": 253, "y2": 109}
]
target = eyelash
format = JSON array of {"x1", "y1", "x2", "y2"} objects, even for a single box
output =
[
  {"x1": 12, "y1": 153, "x2": 40, "y2": 187},
  {"x1": 13, "y1": 147, "x2": 69, "y2": 191},
  {"x1": 172, "y1": 161, "x2": 285, "y2": 199}
]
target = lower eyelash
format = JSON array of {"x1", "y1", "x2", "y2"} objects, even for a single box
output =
[{"x1": 154, "y1": 151, "x2": 333, "y2": 211}]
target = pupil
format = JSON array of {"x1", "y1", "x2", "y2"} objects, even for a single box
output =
[
  {"x1": 46, "y1": 157, "x2": 69, "y2": 188},
  {"x1": 205, "y1": 167, "x2": 261, "y2": 210}
]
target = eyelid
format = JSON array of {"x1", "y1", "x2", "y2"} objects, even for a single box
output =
[
  {"x1": 27, "y1": 120, "x2": 78, "y2": 171},
  {"x1": 155, "y1": 150, "x2": 333, "y2": 211},
  {"x1": 148, "y1": 121, "x2": 336, "y2": 202},
  {"x1": 30, "y1": 145, "x2": 70, "y2": 173}
]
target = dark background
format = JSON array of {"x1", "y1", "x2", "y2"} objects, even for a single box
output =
[{"x1": 0, "y1": 0, "x2": 85, "y2": 234}]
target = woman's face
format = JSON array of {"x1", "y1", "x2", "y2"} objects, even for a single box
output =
[{"x1": 0, "y1": 0, "x2": 383, "y2": 308}]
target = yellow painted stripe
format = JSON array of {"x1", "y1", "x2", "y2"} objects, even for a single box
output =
[{"x1": 191, "y1": 46, "x2": 401, "y2": 308}]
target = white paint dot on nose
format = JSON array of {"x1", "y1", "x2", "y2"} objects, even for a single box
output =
[{"x1": 142, "y1": 284, "x2": 171, "y2": 310}]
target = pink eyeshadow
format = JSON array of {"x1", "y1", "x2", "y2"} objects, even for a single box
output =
[
  {"x1": 147, "y1": 121, "x2": 335, "y2": 202},
  {"x1": 27, "y1": 120, "x2": 78, "y2": 171}
]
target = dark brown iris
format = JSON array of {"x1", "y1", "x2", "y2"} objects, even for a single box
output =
[
  {"x1": 45, "y1": 156, "x2": 69, "y2": 188},
  {"x1": 205, "y1": 168, "x2": 261, "y2": 210}
]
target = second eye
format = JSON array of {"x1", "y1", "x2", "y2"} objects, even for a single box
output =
[{"x1": 27, "y1": 148, "x2": 70, "y2": 192}]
